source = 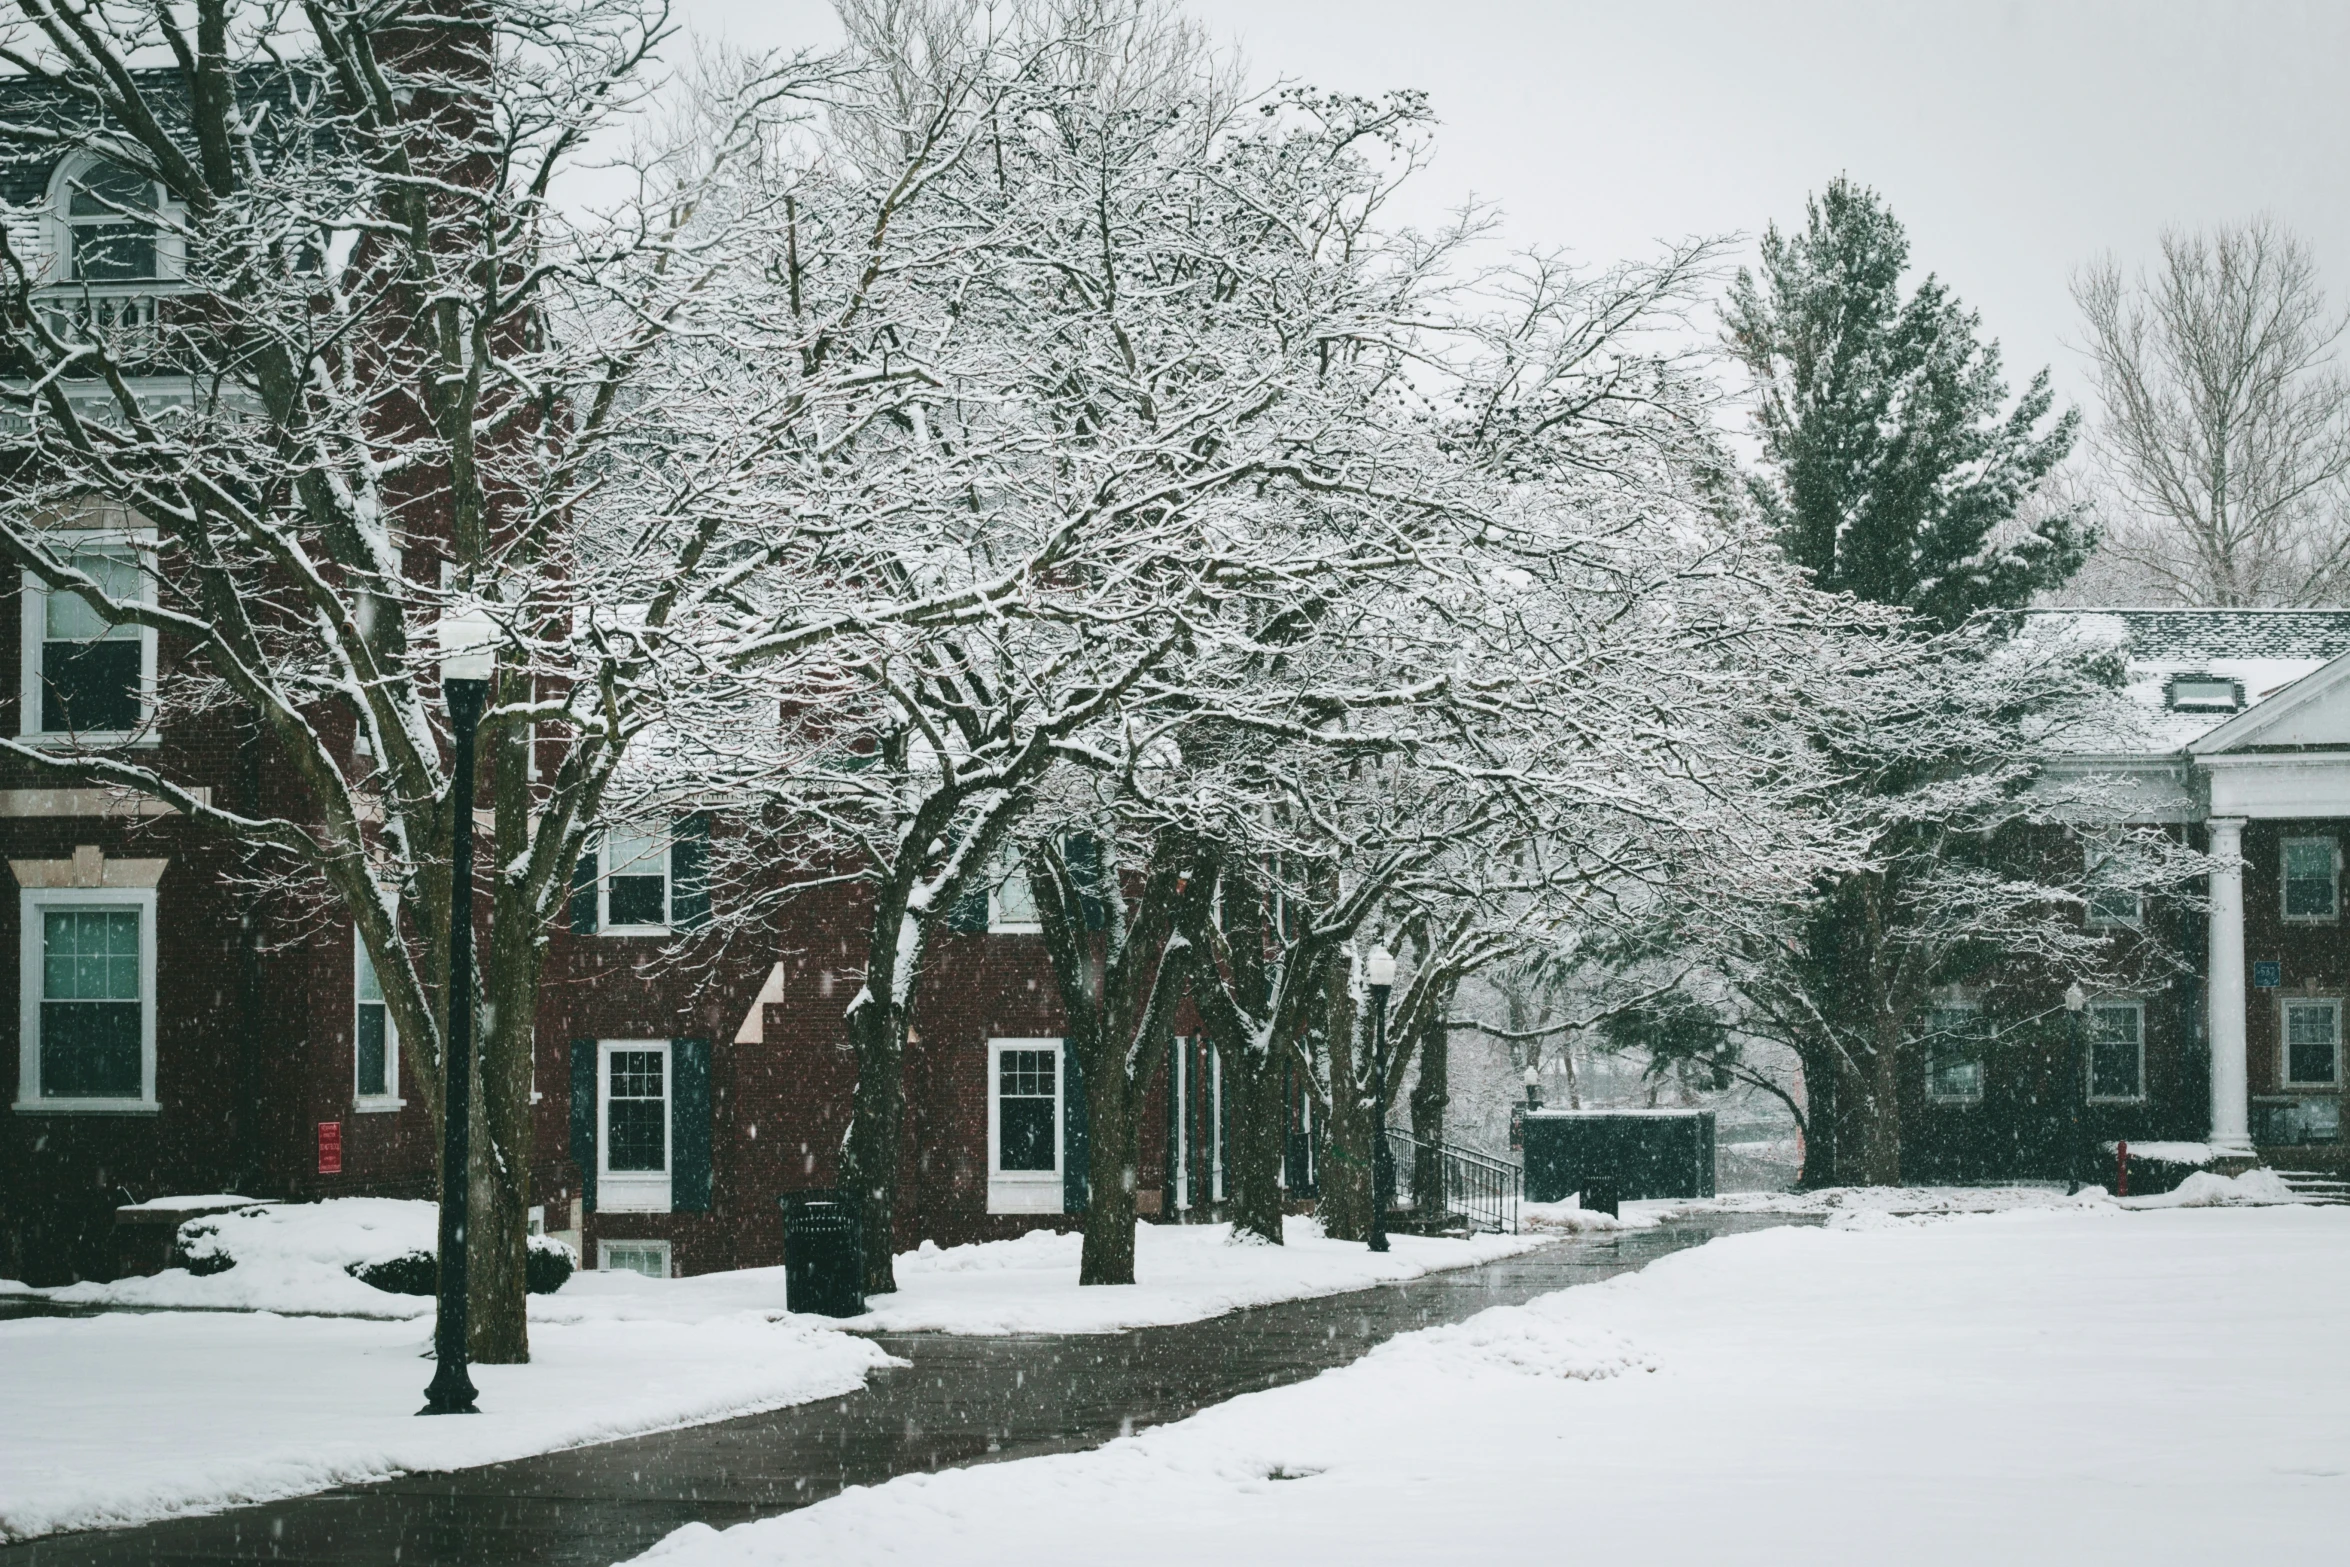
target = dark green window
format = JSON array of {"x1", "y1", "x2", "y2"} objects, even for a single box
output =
[
  {"x1": 605, "y1": 1049, "x2": 667, "y2": 1171},
  {"x1": 67, "y1": 163, "x2": 159, "y2": 282},
  {"x1": 1924, "y1": 1007, "x2": 1985, "y2": 1104},
  {"x1": 2283, "y1": 1001, "x2": 2340, "y2": 1088},
  {"x1": 997, "y1": 1048, "x2": 1057, "y2": 1172},
  {"x1": 40, "y1": 548, "x2": 144, "y2": 734},
  {"x1": 40, "y1": 908, "x2": 142, "y2": 1098},
  {"x1": 602, "y1": 829, "x2": 668, "y2": 930},
  {"x1": 355, "y1": 934, "x2": 393, "y2": 1100},
  {"x1": 2283, "y1": 838, "x2": 2338, "y2": 921},
  {"x1": 2088, "y1": 1003, "x2": 2144, "y2": 1101}
]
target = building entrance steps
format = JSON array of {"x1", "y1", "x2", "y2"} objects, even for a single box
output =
[{"x1": 2, "y1": 1213, "x2": 1797, "y2": 1567}]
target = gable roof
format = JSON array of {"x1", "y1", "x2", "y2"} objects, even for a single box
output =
[{"x1": 2023, "y1": 607, "x2": 2350, "y2": 755}]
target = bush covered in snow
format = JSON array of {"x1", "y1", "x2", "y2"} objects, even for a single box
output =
[
  {"x1": 345, "y1": 1239, "x2": 575, "y2": 1297},
  {"x1": 170, "y1": 1199, "x2": 575, "y2": 1300}
]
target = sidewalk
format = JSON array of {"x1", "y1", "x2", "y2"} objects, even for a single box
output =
[{"x1": 1, "y1": 1215, "x2": 1791, "y2": 1567}]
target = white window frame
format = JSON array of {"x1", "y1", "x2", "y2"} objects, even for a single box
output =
[
  {"x1": 19, "y1": 529, "x2": 160, "y2": 747},
  {"x1": 1923, "y1": 1005, "x2": 1986, "y2": 1106},
  {"x1": 15, "y1": 885, "x2": 158, "y2": 1112},
  {"x1": 2279, "y1": 998, "x2": 2343, "y2": 1091},
  {"x1": 598, "y1": 1238, "x2": 672, "y2": 1279},
  {"x1": 2086, "y1": 999, "x2": 2147, "y2": 1105},
  {"x1": 2083, "y1": 855, "x2": 2143, "y2": 929},
  {"x1": 2280, "y1": 836, "x2": 2340, "y2": 924},
  {"x1": 988, "y1": 859, "x2": 1041, "y2": 934},
  {"x1": 987, "y1": 1037, "x2": 1064, "y2": 1214},
  {"x1": 353, "y1": 926, "x2": 402, "y2": 1111},
  {"x1": 597, "y1": 828, "x2": 672, "y2": 937},
  {"x1": 48, "y1": 155, "x2": 182, "y2": 284},
  {"x1": 597, "y1": 1038, "x2": 673, "y2": 1213}
]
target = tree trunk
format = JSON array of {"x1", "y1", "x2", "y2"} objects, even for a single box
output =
[
  {"x1": 1832, "y1": 1016, "x2": 1907, "y2": 1187},
  {"x1": 1222, "y1": 1044, "x2": 1288, "y2": 1244},
  {"x1": 1796, "y1": 1046, "x2": 1839, "y2": 1188},
  {"x1": 1079, "y1": 1060, "x2": 1140, "y2": 1284},
  {"x1": 1318, "y1": 979, "x2": 1371, "y2": 1241},
  {"x1": 1409, "y1": 1023, "x2": 1448, "y2": 1220},
  {"x1": 839, "y1": 995, "x2": 907, "y2": 1295},
  {"x1": 466, "y1": 987, "x2": 536, "y2": 1363},
  {"x1": 1857, "y1": 1024, "x2": 1905, "y2": 1185}
]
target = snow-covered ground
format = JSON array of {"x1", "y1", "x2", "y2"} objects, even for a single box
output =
[
  {"x1": 633, "y1": 1203, "x2": 2350, "y2": 1567},
  {"x1": 848, "y1": 1217, "x2": 1544, "y2": 1334},
  {"x1": 0, "y1": 1203, "x2": 1538, "y2": 1540},
  {"x1": 2, "y1": 1203, "x2": 1543, "y2": 1334},
  {"x1": 0, "y1": 1309, "x2": 888, "y2": 1543}
]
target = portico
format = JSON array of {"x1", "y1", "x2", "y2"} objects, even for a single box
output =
[{"x1": 2187, "y1": 666, "x2": 2350, "y2": 1167}]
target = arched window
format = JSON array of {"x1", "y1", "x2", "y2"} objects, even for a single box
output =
[{"x1": 61, "y1": 161, "x2": 160, "y2": 282}]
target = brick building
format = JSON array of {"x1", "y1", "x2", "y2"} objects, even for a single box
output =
[
  {"x1": 0, "y1": 73, "x2": 1243, "y2": 1287},
  {"x1": 1898, "y1": 608, "x2": 2350, "y2": 1185}
]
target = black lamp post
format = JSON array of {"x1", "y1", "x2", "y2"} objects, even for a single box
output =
[
  {"x1": 2063, "y1": 982, "x2": 2088, "y2": 1198},
  {"x1": 422, "y1": 608, "x2": 494, "y2": 1417},
  {"x1": 1365, "y1": 946, "x2": 1396, "y2": 1255}
]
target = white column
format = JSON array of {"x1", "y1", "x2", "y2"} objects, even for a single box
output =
[{"x1": 2206, "y1": 816, "x2": 2254, "y2": 1155}]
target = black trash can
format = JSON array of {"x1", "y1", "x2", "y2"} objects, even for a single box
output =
[{"x1": 780, "y1": 1192, "x2": 866, "y2": 1317}]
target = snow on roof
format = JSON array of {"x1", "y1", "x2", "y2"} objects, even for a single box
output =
[{"x1": 2023, "y1": 607, "x2": 2350, "y2": 755}]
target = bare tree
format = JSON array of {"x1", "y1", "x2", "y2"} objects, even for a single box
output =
[{"x1": 2073, "y1": 219, "x2": 2350, "y2": 605}]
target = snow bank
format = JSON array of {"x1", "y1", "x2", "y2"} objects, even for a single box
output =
[
  {"x1": 1640, "y1": 1182, "x2": 2116, "y2": 1225},
  {"x1": 5, "y1": 1204, "x2": 1541, "y2": 1335},
  {"x1": 10, "y1": 1199, "x2": 572, "y2": 1317},
  {"x1": 2124, "y1": 1167, "x2": 2302, "y2": 1208},
  {"x1": 0, "y1": 1308, "x2": 889, "y2": 1543},
  {"x1": 1521, "y1": 1198, "x2": 1638, "y2": 1233},
  {"x1": 846, "y1": 1216, "x2": 1546, "y2": 1335},
  {"x1": 631, "y1": 1204, "x2": 2350, "y2": 1567}
]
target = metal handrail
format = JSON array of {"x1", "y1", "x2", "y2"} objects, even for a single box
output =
[{"x1": 1385, "y1": 1126, "x2": 1521, "y2": 1235}]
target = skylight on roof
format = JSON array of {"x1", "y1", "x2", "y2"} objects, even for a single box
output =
[{"x1": 2167, "y1": 675, "x2": 2242, "y2": 712}]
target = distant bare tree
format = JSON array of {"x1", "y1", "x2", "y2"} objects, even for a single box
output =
[{"x1": 2073, "y1": 220, "x2": 2350, "y2": 605}]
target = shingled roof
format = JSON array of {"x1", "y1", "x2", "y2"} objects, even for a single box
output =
[{"x1": 2027, "y1": 608, "x2": 2350, "y2": 663}]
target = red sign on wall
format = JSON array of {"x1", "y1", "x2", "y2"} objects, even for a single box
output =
[{"x1": 317, "y1": 1121, "x2": 343, "y2": 1176}]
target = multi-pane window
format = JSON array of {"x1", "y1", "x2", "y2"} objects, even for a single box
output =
[
  {"x1": 2282, "y1": 999, "x2": 2341, "y2": 1088},
  {"x1": 38, "y1": 907, "x2": 143, "y2": 1099},
  {"x1": 2088, "y1": 1001, "x2": 2145, "y2": 1102},
  {"x1": 354, "y1": 932, "x2": 396, "y2": 1104},
  {"x1": 990, "y1": 861, "x2": 1041, "y2": 932},
  {"x1": 997, "y1": 1048, "x2": 1058, "y2": 1172},
  {"x1": 2084, "y1": 857, "x2": 2142, "y2": 928},
  {"x1": 2282, "y1": 837, "x2": 2338, "y2": 921},
  {"x1": 599, "y1": 1240, "x2": 670, "y2": 1279},
  {"x1": 606, "y1": 1049, "x2": 668, "y2": 1172},
  {"x1": 66, "y1": 163, "x2": 159, "y2": 282},
  {"x1": 38, "y1": 547, "x2": 145, "y2": 734},
  {"x1": 602, "y1": 829, "x2": 670, "y2": 931},
  {"x1": 1924, "y1": 1007, "x2": 1985, "y2": 1104}
]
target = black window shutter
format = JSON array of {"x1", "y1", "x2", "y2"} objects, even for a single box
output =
[
  {"x1": 1066, "y1": 833, "x2": 1107, "y2": 929},
  {"x1": 1062, "y1": 1040, "x2": 1089, "y2": 1215},
  {"x1": 569, "y1": 843, "x2": 598, "y2": 934},
  {"x1": 670, "y1": 813, "x2": 711, "y2": 931},
  {"x1": 570, "y1": 1039, "x2": 598, "y2": 1213},
  {"x1": 672, "y1": 1037, "x2": 713, "y2": 1212}
]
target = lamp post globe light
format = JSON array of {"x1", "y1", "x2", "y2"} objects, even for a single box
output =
[
  {"x1": 421, "y1": 606, "x2": 496, "y2": 1417},
  {"x1": 1524, "y1": 1062, "x2": 1543, "y2": 1110},
  {"x1": 2063, "y1": 982, "x2": 2089, "y2": 1198},
  {"x1": 1365, "y1": 946, "x2": 1397, "y2": 1255}
]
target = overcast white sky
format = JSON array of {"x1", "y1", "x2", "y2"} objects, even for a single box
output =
[{"x1": 674, "y1": 0, "x2": 2350, "y2": 414}]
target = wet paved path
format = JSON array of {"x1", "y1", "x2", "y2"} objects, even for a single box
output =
[{"x1": 6, "y1": 1214, "x2": 1792, "y2": 1567}]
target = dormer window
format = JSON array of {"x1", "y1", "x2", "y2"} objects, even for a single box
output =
[
  {"x1": 64, "y1": 162, "x2": 160, "y2": 282},
  {"x1": 2166, "y1": 674, "x2": 2242, "y2": 712}
]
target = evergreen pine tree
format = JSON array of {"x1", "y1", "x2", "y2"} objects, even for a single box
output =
[
  {"x1": 1726, "y1": 178, "x2": 2088, "y2": 628},
  {"x1": 1725, "y1": 180, "x2": 2095, "y2": 1186}
]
